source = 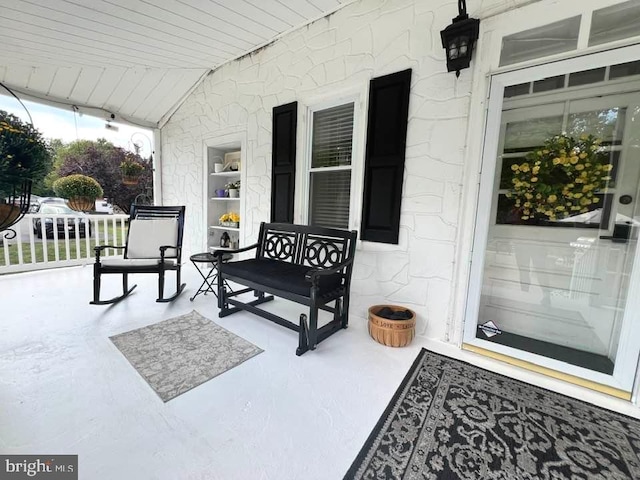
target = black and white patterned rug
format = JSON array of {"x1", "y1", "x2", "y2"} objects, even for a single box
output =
[{"x1": 345, "y1": 349, "x2": 640, "y2": 479}]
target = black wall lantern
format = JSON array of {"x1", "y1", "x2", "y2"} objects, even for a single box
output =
[{"x1": 440, "y1": 0, "x2": 480, "y2": 77}]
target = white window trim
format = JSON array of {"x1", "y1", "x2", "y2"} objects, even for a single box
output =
[{"x1": 296, "y1": 89, "x2": 367, "y2": 232}]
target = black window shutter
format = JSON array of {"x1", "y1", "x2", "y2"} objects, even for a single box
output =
[
  {"x1": 360, "y1": 69, "x2": 412, "y2": 244},
  {"x1": 271, "y1": 102, "x2": 297, "y2": 223}
]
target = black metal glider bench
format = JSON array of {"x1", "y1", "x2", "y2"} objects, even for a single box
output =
[{"x1": 215, "y1": 222, "x2": 357, "y2": 355}]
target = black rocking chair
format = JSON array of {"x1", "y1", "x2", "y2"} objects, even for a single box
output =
[{"x1": 90, "y1": 205, "x2": 186, "y2": 305}]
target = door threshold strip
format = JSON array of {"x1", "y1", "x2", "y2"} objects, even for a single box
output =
[{"x1": 462, "y1": 343, "x2": 631, "y2": 400}]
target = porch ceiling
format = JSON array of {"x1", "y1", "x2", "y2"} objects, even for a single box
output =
[{"x1": 0, "y1": 0, "x2": 349, "y2": 128}]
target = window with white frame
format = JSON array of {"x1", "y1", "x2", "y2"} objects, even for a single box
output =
[
  {"x1": 308, "y1": 102, "x2": 355, "y2": 229},
  {"x1": 498, "y1": 1, "x2": 640, "y2": 68}
]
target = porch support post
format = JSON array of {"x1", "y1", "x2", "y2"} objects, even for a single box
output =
[{"x1": 153, "y1": 128, "x2": 162, "y2": 205}]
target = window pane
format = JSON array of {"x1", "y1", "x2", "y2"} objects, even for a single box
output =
[
  {"x1": 309, "y1": 170, "x2": 351, "y2": 229},
  {"x1": 610, "y1": 61, "x2": 640, "y2": 80},
  {"x1": 503, "y1": 116, "x2": 564, "y2": 152},
  {"x1": 532, "y1": 75, "x2": 565, "y2": 93},
  {"x1": 504, "y1": 83, "x2": 530, "y2": 98},
  {"x1": 567, "y1": 68, "x2": 606, "y2": 87},
  {"x1": 499, "y1": 16, "x2": 580, "y2": 67},
  {"x1": 589, "y1": 0, "x2": 640, "y2": 47},
  {"x1": 496, "y1": 193, "x2": 612, "y2": 228},
  {"x1": 312, "y1": 103, "x2": 354, "y2": 168},
  {"x1": 567, "y1": 107, "x2": 625, "y2": 146}
]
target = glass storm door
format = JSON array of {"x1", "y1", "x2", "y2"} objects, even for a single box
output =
[{"x1": 465, "y1": 48, "x2": 640, "y2": 395}]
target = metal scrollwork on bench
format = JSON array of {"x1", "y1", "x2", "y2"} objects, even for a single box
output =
[
  {"x1": 303, "y1": 235, "x2": 345, "y2": 268},
  {"x1": 263, "y1": 231, "x2": 297, "y2": 261}
]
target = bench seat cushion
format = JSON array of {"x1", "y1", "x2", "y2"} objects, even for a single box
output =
[{"x1": 221, "y1": 258, "x2": 342, "y2": 297}]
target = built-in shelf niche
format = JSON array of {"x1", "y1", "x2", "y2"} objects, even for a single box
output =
[{"x1": 207, "y1": 144, "x2": 242, "y2": 253}]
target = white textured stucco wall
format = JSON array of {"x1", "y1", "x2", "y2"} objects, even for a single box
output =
[{"x1": 161, "y1": 0, "x2": 536, "y2": 341}]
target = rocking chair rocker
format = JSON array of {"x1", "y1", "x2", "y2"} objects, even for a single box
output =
[{"x1": 90, "y1": 205, "x2": 186, "y2": 305}]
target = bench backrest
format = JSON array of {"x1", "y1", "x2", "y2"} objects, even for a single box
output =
[
  {"x1": 256, "y1": 222, "x2": 357, "y2": 273},
  {"x1": 124, "y1": 205, "x2": 186, "y2": 261}
]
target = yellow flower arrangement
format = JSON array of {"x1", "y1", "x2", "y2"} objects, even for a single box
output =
[
  {"x1": 507, "y1": 133, "x2": 612, "y2": 222},
  {"x1": 219, "y1": 212, "x2": 240, "y2": 225}
]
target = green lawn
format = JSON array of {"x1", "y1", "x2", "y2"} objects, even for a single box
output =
[{"x1": 0, "y1": 224, "x2": 126, "y2": 268}]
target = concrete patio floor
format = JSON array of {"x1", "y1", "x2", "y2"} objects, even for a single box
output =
[{"x1": 1, "y1": 265, "x2": 639, "y2": 479}]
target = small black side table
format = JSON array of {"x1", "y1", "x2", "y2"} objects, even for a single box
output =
[{"x1": 189, "y1": 252, "x2": 232, "y2": 301}]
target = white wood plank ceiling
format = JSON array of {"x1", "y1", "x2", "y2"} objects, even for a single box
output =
[{"x1": 0, "y1": 0, "x2": 349, "y2": 127}]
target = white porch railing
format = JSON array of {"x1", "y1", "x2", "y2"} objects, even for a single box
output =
[{"x1": 0, "y1": 213, "x2": 129, "y2": 274}]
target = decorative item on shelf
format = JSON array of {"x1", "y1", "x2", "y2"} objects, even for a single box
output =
[
  {"x1": 440, "y1": 0, "x2": 480, "y2": 77},
  {"x1": 215, "y1": 188, "x2": 228, "y2": 198},
  {"x1": 214, "y1": 163, "x2": 224, "y2": 173},
  {"x1": 0, "y1": 110, "x2": 51, "y2": 238},
  {"x1": 225, "y1": 180, "x2": 240, "y2": 198},
  {"x1": 230, "y1": 237, "x2": 239, "y2": 250},
  {"x1": 224, "y1": 151, "x2": 241, "y2": 171},
  {"x1": 120, "y1": 157, "x2": 145, "y2": 185},
  {"x1": 220, "y1": 231, "x2": 230, "y2": 248},
  {"x1": 53, "y1": 174, "x2": 104, "y2": 212},
  {"x1": 219, "y1": 212, "x2": 240, "y2": 228},
  {"x1": 507, "y1": 133, "x2": 611, "y2": 223},
  {"x1": 368, "y1": 305, "x2": 416, "y2": 347}
]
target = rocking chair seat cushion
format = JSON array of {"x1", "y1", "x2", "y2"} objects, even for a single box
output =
[
  {"x1": 220, "y1": 258, "x2": 342, "y2": 298},
  {"x1": 100, "y1": 258, "x2": 178, "y2": 268},
  {"x1": 126, "y1": 218, "x2": 179, "y2": 259}
]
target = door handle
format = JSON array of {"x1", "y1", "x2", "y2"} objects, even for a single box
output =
[{"x1": 600, "y1": 224, "x2": 632, "y2": 243}]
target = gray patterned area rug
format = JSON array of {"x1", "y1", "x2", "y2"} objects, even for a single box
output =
[
  {"x1": 345, "y1": 349, "x2": 640, "y2": 480},
  {"x1": 110, "y1": 310, "x2": 263, "y2": 402}
]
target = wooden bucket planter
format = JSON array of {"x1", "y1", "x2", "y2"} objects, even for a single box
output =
[{"x1": 368, "y1": 305, "x2": 416, "y2": 347}]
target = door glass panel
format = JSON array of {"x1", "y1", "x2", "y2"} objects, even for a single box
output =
[
  {"x1": 476, "y1": 84, "x2": 640, "y2": 376},
  {"x1": 503, "y1": 115, "x2": 563, "y2": 151},
  {"x1": 567, "y1": 108, "x2": 625, "y2": 146}
]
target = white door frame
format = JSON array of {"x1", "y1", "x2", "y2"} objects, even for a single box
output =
[{"x1": 463, "y1": 44, "x2": 640, "y2": 392}]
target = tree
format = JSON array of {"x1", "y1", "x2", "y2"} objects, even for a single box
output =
[
  {"x1": 52, "y1": 139, "x2": 153, "y2": 213},
  {"x1": 0, "y1": 110, "x2": 52, "y2": 197},
  {"x1": 32, "y1": 138, "x2": 64, "y2": 196}
]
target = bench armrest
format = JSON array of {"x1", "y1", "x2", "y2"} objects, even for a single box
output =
[
  {"x1": 305, "y1": 256, "x2": 355, "y2": 282},
  {"x1": 213, "y1": 243, "x2": 258, "y2": 258},
  {"x1": 213, "y1": 243, "x2": 259, "y2": 257},
  {"x1": 214, "y1": 243, "x2": 259, "y2": 268}
]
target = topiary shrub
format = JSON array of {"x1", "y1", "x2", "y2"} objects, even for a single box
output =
[
  {"x1": 53, "y1": 174, "x2": 104, "y2": 199},
  {"x1": 53, "y1": 174, "x2": 104, "y2": 211}
]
